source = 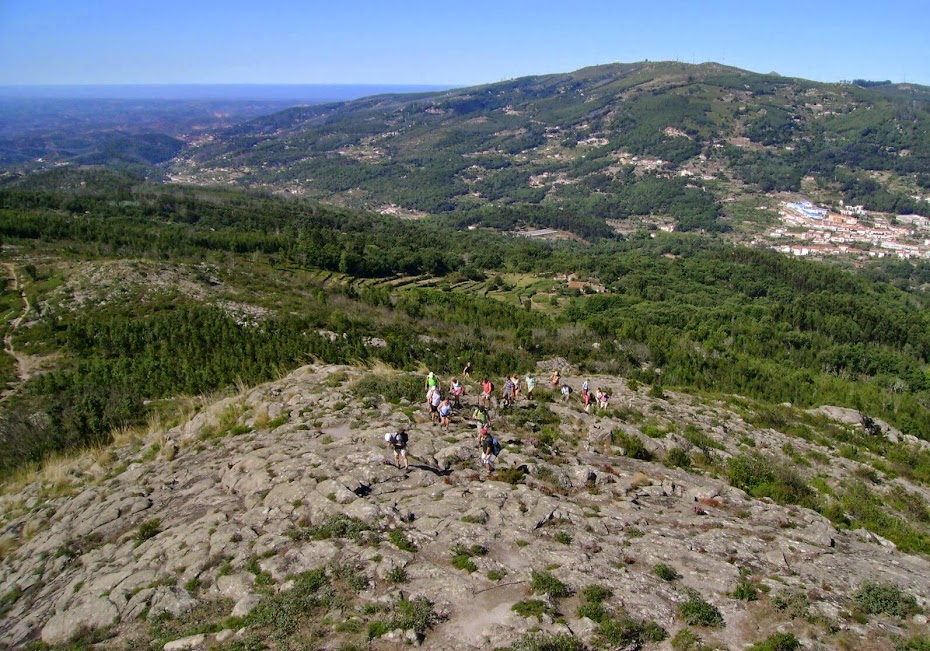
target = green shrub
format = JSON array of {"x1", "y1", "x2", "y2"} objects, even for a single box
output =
[
  {"x1": 388, "y1": 529, "x2": 417, "y2": 552},
  {"x1": 497, "y1": 467, "x2": 526, "y2": 484},
  {"x1": 671, "y1": 628, "x2": 704, "y2": 651},
  {"x1": 581, "y1": 585, "x2": 613, "y2": 603},
  {"x1": 654, "y1": 563, "x2": 680, "y2": 581},
  {"x1": 727, "y1": 452, "x2": 816, "y2": 508},
  {"x1": 505, "y1": 632, "x2": 585, "y2": 651},
  {"x1": 245, "y1": 569, "x2": 329, "y2": 641},
  {"x1": 683, "y1": 424, "x2": 724, "y2": 452},
  {"x1": 136, "y1": 518, "x2": 162, "y2": 544},
  {"x1": 449, "y1": 543, "x2": 486, "y2": 572},
  {"x1": 553, "y1": 531, "x2": 572, "y2": 545},
  {"x1": 595, "y1": 613, "x2": 667, "y2": 647},
  {"x1": 487, "y1": 569, "x2": 507, "y2": 581},
  {"x1": 531, "y1": 570, "x2": 572, "y2": 598},
  {"x1": 665, "y1": 447, "x2": 692, "y2": 469},
  {"x1": 747, "y1": 632, "x2": 801, "y2": 651},
  {"x1": 732, "y1": 579, "x2": 759, "y2": 601},
  {"x1": 328, "y1": 560, "x2": 368, "y2": 592},
  {"x1": 512, "y1": 599, "x2": 553, "y2": 619},
  {"x1": 386, "y1": 566, "x2": 407, "y2": 584},
  {"x1": 353, "y1": 372, "x2": 422, "y2": 404},
  {"x1": 287, "y1": 514, "x2": 372, "y2": 544},
  {"x1": 577, "y1": 600, "x2": 608, "y2": 622},
  {"x1": 611, "y1": 429, "x2": 652, "y2": 460},
  {"x1": 772, "y1": 589, "x2": 809, "y2": 619},
  {"x1": 678, "y1": 590, "x2": 724, "y2": 627},
  {"x1": 854, "y1": 582, "x2": 920, "y2": 618},
  {"x1": 897, "y1": 634, "x2": 930, "y2": 651},
  {"x1": 367, "y1": 620, "x2": 389, "y2": 640},
  {"x1": 451, "y1": 555, "x2": 477, "y2": 572},
  {"x1": 391, "y1": 596, "x2": 442, "y2": 639}
]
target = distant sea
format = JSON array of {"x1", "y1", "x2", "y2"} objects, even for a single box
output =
[{"x1": 0, "y1": 84, "x2": 455, "y2": 102}]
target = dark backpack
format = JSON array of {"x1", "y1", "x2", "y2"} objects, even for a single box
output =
[{"x1": 491, "y1": 437, "x2": 502, "y2": 456}]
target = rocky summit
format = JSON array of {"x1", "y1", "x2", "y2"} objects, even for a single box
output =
[{"x1": 1, "y1": 364, "x2": 929, "y2": 650}]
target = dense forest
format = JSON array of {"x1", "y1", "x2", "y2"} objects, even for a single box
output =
[{"x1": 2, "y1": 179, "x2": 930, "y2": 477}]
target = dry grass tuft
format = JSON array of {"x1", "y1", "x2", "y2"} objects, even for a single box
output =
[
  {"x1": 112, "y1": 424, "x2": 144, "y2": 447},
  {"x1": 0, "y1": 462, "x2": 39, "y2": 496},
  {"x1": 366, "y1": 359, "x2": 398, "y2": 374},
  {"x1": 630, "y1": 472, "x2": 652, "y2": 489},
  {"x1": 0, "y1": 534, "x2": 20, "y2": 562}
]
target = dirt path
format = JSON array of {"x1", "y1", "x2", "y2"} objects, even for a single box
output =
[{"x1": 1, "y1": 262, "x2": 43, "y2": 401}]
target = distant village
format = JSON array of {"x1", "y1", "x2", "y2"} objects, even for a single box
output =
[{"x1": 762, "y1": 198, "x2": 930, "y2": 261}]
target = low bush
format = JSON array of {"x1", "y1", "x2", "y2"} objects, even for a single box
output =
[
  {"x1": 664, "y1": 447, "x2": 692, "y2": 469},
  {"x1": 391, "y1": 596, "x2": 442, "y2": 640},
  {"x1": 386, "y1": 566, "x2": 407, "y2": 584},
  {"x1": 136, "y1": 518, "x2": 162, "y2": 544},
  {"x1": 747, "y1": 632, "x2": 800, "y2": 651},
  {"x1": 287, "y1": 514, "x2": 372, "y2": 544},
  {"x1": 611, "y1": 429, "x2": 652, "y2": 461},
  {"x1": 678, "y1": 589, "x2": 724, "y2": 627},
  {"x1": 504, "y1": 632, "x2": 585, "y2": 651},
  {"x1": 671, "y1": 628, "x2": 705, "y2": 651},
  {"x1": 654, "y1": 563, "x2": 680, "y2": 581},
  {"x1": 353, "y1": 372, "x2": 422, "y2": 404},
  {"x1": 531, "y1": 570, "x2": 571, "y2": 598},
  {"x1": 727, "y1": 452, "x2": 816, "y2": 508},
  {"x1": 450, "y1": 543, "x2": 486, "y2": 573},
  {"x1": 854, "y1": 582, "x2": 920, "y2": 618},
  {"x1": 732, "y1": 579, "x2": 759, "y2": 601},
  {"x1": 388, "y1": 529, "x2": 417, "y2": 552},
  {"x1": 512, "y1": 599, "x2": 552, "y2": 619},
  {"x1": 897, "y1": 634, "x2": 930, "y2": 651}
]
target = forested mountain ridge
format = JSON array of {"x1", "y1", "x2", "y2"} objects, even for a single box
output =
[{"x1": 172, "y1": 61, "x2": 930, "y2": 235}]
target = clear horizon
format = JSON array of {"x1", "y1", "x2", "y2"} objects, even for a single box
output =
[{"x1": 1, "y1": 1, "x2": 928, "y2": 87}]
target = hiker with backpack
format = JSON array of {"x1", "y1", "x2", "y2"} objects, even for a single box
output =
[
  {"x1": 480, "y1": 429, "x2": 501, "y2": 472},
  {"x1": 384, "y1": 427, "x2": 410, "y2": 471},
  {"x1": 472, "y1": 405, "x2": 490, "y2": 439}
]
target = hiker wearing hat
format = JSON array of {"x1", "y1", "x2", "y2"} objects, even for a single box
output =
[{"x1": 385, "y1": 428, "x2": 409, "y2": 471}]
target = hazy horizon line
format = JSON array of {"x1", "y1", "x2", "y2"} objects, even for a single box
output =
[{"x1": 0, "y1": 83, "x2": 458, "y2": 101}]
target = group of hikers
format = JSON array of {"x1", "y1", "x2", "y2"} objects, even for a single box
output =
[{"x1": 383, "y1": 365, "x2": 612, "y2": 474}]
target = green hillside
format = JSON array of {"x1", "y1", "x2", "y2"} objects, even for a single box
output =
[{"x1": 174, "y1": 61, "x2": 930, "y2": 237}]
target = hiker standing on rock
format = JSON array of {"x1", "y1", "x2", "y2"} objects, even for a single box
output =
[
  {"x1": 550, "y1": 369, "x2": 561, "y2": 388},
  {"x1": 525, "y1": 372, "x2": 537, "y2": 399},
  {"x1": 385, "y1": 428, "x2": 409, "y2": 471}
]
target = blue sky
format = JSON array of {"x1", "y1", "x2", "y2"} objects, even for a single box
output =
[{"x1": 1, "y1": 0, "x2": 928, "y2": 87}]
